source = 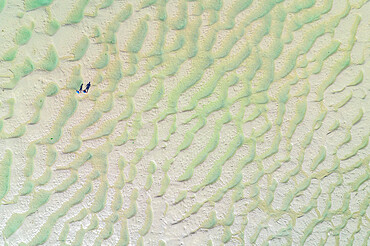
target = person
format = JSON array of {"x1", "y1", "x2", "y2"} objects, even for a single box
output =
[
  {"x1": 76, "y1": 83, "x2": 83, "y2": 94},
  {"x1": 83, "y1": 82, "x2": 91, "y2": 93}
]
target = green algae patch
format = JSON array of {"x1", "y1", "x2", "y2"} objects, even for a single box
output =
[
  {"x1": 72, "y1": 110, "x2": 102, "y2": 136},
  {"x1": 126, "y1": 18, "x2": 148, "y2": 53},
  {"x1": 11, "y1": 57, "x2": 34, "y2": 79},
  {"x1": 125, "y1": 189, "x2": 138, "y2": 218},
  {"x1": 117, "y1": 4, "x2": 132, "y2": 22},
  {"x1": 139, "y1": 0, "x2": 156, "y2": 9},
  {"x1": 0, "y1": 149, "x2": 12, "y2": 201},
  {"x1": 4, "y1": 124, "x2": 26, "y2": 138},
  {"x1": 45, "y1": 18, "x2": 60, "y2": 36},
  {"x1": 350, "y1": 173, "x2": 368, "y2": 192},
  {"x1": 3, "y1": 213, "x2": 25, "y2": 238},
  {"x1": 38, "y1": 45, "x2": 58, "y2": 71},
  {"x1": 99, "y1": 0, "x2": 114, "y2": 9},
  {"x1": 174, "y1": 190, "x2": 187, "y2": 205},
  {"x1": 14, "y1": 25, "x2": 33, "y2": 45},
  {"x1": 169, "y1": 1, "x2": 187, "y2": 30},
  {"x1": 112, "y1": 129, "x2": 128, "y2": 146},
  {"x1": 28, "y1": 189, "x2": 51, "y2": 214},
  {"x1": 35, "y1": 167, "x2": 52, "y2": 185},
  {"x1": 58, "y1": 223, "x2": 69, "y2": 242},
  {"x1": 222, "y1": 226, "x2": 232, "y2": 243},
  {"x1": 42, "y1": 95, "x2": 77, "y2": 144},
  {"x1": 64, "y1": 0, "x2": 89, "y2": 25},
  {"x1": 156, "y1": 0, "x2": 166, "y2": 21},
  {"x1": 92, "y1": 45, "x2": 109, "y2": 69},
  {"x1": 106, "y1": 59, "x2": 123, "y2": 91},
  {"x1": 348, "y1": 70, "x2": 363, "y2": 87},
  {"x1": 222, "y1": 207, "x2": 235, "y2": 226},
  {"x1": 139, "y1": 199, "x2": 153, "y2": 236},
  {"x1": 352, "y1": 108, "x2": 363, "y2": 126},
  {"x1": 19, "y1": 180, "x2": 33, "y2": 195},
  {"x1": 66, "y1": 65, "x2": 83, "y2": 90},
  {"x1": 29, "y1": 95, "x2": 46, "y2": 124},
  {"x1": 2, "y1": 46, "x2": 18, "y2": 61},
  {"x1": 63, "y1": 138, "x2": 81, "y2": 153},
  {"x1": 68, "y1": 152, "x2": 92, "y2": 170},
  {"x1": 144, "y1": 161, "x2": 157, "y2": 190},
  {"x1": 92, "y1": 26, "x2": 101, "y2": 38},
  {"x1": 72, "y1": 227, "x2": 86, "y2": 245},
  {"x1": 0, "y1": 0, "x2": 5, "y2": 13},
  {"x1": 201, "y1": 211, "x2": 217, "y2": 229},
  {"x1": 287, "y1": 99, "x2": 307, "y2": 138},
  {"x1": 158, "y1": 173, "x2": 170, "y2": 197},
  {"x1": 86, "y1": 119, "x2": 117, "y2": 140},
  {"x1": 44, "y1": 82, "x2": 59, "y2": 96},
  {"x1": 112, "y1": 191, "x2": 123, "y2": 211},
  {"x1": 86, "y1": 213, "x2": 98, "y2": 231},
  {"x1": 24, "y1": 0, "x2": 53, "y2": 11},
  {"x1": 333, "y1": 91, "x2": 352, "y2": 112},
  {"x1": 4, "y1": 98, "x2": 15, "y2": 120},
  {"x1": 70, "y1": 35, "x2": 90, "y2": 61},
  {"x1": 90, "y1": 181, "x2": 108, "y2": 213},
  {"x1": 148, "y1": 161, "x2": 156, "y2": 174},
  {"x1": 118, "y1": 220, "x2": 130, "y2": 246}
]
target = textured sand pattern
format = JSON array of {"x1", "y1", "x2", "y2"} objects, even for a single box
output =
[{"x1": 0, "y1": 0, "x2": 370, "y2": 245}]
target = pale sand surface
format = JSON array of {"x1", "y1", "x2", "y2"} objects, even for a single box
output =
[{"x1": 0, "y1": 0, "x2": 369, "y2": 245}]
